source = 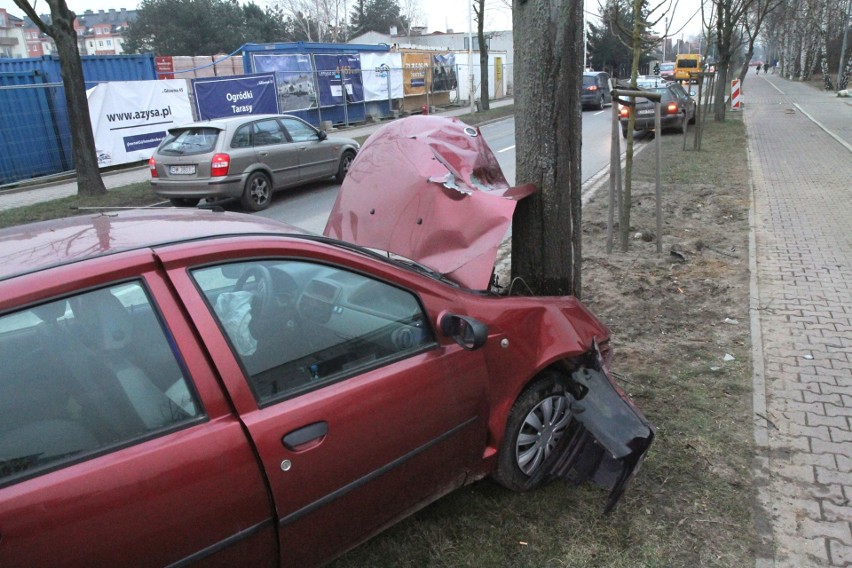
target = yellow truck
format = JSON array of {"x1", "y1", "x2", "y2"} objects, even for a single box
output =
[{"x1": 674, "y1": 54, "x2": 702, "y2": 82}]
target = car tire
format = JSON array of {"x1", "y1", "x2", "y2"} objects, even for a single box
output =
[
  {"x1": 169, "y1": 198, "x2": 200, "y2": 208},
  {"x1": 335, "y1": 150, "x2": 356, "y2": 184},
  {"x1": 492, "y1": 371, "x2": 575, "y2": 492},
  {"x1": 597, "y1": 95, "x2": 604, "y2": 111},
  {"x1": 621, "y1": 128, "x2": 629, "y2": 139},
  {"x1": 688, "y1": 112, "x2": 696, "y2": 125},
  {"x1": 241, "y1": 172, "x2": 272, "y2": 212}
]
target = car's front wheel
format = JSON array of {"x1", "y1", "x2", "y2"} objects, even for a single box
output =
[
  {"x1": 335, "y1": 150, "x2": 356, "y2": 184},
  {"x1": 493, "y1": 371, "x2": 575, "y2": 491},
  {"x1": 241, "y1": 172, "x2": 272, "y2": 212}
]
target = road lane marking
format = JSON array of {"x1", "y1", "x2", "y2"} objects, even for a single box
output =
[
  {"x1": 793, "y1": 103, "x2": 852, "y2": 153},
  {"x1": 498, "y1": 145, "x2": 515, "y2": 153},
  {"x1": 766, "y1": 79, "x2": 785, "y2": 95}
]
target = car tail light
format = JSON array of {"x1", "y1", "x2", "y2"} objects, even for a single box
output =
[
  {"x1": 148, "y1": 156, "x2": 158, "y2": 178},
  {"x1": 211, "y1": 153, "x2": 230, "y2": 177},
  {"x1": 619, "y1": 105, "x2": 630, "y2": 118},
  {"x1": 667, "y1": 102, "x2": 679, "y2": 114},
  {"x1": 587, "y1": 85, "x2": 598, "y2": 92}
]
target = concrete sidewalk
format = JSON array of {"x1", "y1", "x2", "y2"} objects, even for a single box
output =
[
  {"x1": 745, "y1": 76, "x2": 852, "y2": 566},
  {"x1": 0, "y1": 98, "x2": 513, "y2": 213}
]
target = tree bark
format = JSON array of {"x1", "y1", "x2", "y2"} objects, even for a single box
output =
[{"x1": 511, "y1": 0, "x2": 583, "y2": 298}]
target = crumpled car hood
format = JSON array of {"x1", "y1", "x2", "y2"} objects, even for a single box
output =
[{"x1": 323, "y1": 115, "x2": 536, "y2": 289}]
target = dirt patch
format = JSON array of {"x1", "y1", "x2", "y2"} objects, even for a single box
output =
[{"x1": 575, "y1": 119, "x2": 758, "y2": 563}]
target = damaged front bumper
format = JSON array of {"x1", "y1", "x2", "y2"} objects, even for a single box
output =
[{"x1": 528, "y1": 341, "x2": 655, "y2": 513}]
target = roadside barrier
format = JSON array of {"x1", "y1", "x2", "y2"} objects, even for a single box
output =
[{"x1": 731, "y1": 79, "x2": 742, "y2": 111}]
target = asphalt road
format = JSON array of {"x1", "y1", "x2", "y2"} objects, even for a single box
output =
[{"x1": 257, "y1": 107, "x2": 627, "y2": 233}]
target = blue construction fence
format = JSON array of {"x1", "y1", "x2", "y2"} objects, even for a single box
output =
[{"x1": 0, "y1": 54, "x2": 157, "y2": 186}]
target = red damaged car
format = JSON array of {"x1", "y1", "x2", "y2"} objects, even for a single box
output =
[{"x1": 0, "y1": 116, "x2": 652, "y2": 567}]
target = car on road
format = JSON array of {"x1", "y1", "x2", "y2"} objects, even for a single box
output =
[
  {"x1": 581, "y1": 71, "x2": 613, "y2": 110},
  {"x1": 149, "y1": 114, "x2": 359, "y2": 212},
  {"x1": 619, "y1": 79, "x2": 696, "y2": 137},
  {"x1": 0, "y1": 116, "x2": 653, "y2": 567},
  {"x1": 658, "y1": 61, "x2": 676, "y2": 81},
  {"x1": 674, "y1": 53, "x2": 703, "y2": 83}
]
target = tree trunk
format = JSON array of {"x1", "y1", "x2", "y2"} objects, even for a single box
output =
[
  {"x1": 54, "y1": 30, "x2": 106, "y2": 196},
  {"x1": 511, "y1": 0, "x2": 583, "y2": 298},
  {"x1": 477, "y1": 0, "x2": 490, "y2": 111}
]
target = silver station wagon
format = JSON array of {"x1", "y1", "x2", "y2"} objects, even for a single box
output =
[{"x1": 149, "y1": 114, "x2": 360, "y2": 211}]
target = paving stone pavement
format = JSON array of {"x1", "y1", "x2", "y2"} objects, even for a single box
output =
[{"x1": 745, "y1": 75, "x2": 852, "y2": 567}]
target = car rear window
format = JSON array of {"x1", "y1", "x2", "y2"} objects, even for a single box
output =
[
  {"x1": 678, "y1": 59, "x2": 699, "y2": 69},
  {"x1": 159, "y1": 128, "x2": 220, "y2": 155},
  {"x1": 583, "y1": 76, "x2": 597, "y2": 86}
]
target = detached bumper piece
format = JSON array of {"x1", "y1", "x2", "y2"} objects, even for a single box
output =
[{"x1": 527, "y1": 343, "x2": 655, "y2": 514}]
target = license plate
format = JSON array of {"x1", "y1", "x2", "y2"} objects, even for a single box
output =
[
  {"x1": 169, "y1": 165, "x2": 196, "y2": 175},
  {"x1": 638, "y1": 109, "x2": 654, "y2": 115}
]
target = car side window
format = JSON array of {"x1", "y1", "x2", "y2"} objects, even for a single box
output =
[
  {"x1": 231, "y1": 124, "x2": 252, "y2": 148},
  {"x1": 252, "y1": 119, "x2": 286, "y2": 146},
  {"x1": 191, "y1": 260, "x2": 436, "y2": 405},
  {"x1": 280, "y1": 117, "x2": 319, "y2": 143},
  {"x1": 0, "y1": 282, "x2": 202, "y2": 486}
]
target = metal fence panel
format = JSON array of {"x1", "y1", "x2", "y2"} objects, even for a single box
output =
[{"x1": 0, "y1": 74, "x2": 72, "y2": 185}]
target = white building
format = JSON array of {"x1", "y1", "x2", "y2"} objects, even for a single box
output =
[{"x1": 0, "y1": 9, "x2": 28, "y2": 59}]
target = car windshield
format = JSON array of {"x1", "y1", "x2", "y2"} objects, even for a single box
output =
[
  {"x1": 660, "y1": 63, "x2": 674, "y2": 71},
  {"x1": 678, "y1": 59, "x2": 699, "y2": 68},
  {"x1": 159, "y1": 128, "x2": 220, "y2": 155}
]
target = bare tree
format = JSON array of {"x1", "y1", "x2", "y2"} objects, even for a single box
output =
[
  {"x1": 511, "y1": 0, "x2": 584, "y2": 297},
  {"x1": 275, "y1": 0, "x2": 349, "y2": 41},
  {"x1": 13, "y1": 0, "x2": 106, "y2": 197},
  {"x1": 736, "y1": 0, "x2": 783, "y2": 84},
  {"x1": 710, "y1": 0, "x2": 756, "y2": 121},
  {"x1": 473, "y1": 0, "x2": 490, "y2": 111},
  {"x1": 399, "y1": 0, "x2": 423, "y2": 38},
  {"x1": 604, "y1": 0, "x2": 679, "y2": 251}
]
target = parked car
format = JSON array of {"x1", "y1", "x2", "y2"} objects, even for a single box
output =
[
  {"x1": 149, "y1": 114, "x2": 359, "y2": 211},
  {"x1": 0, "y1": 116, "x2": 653, "y2": 568},
  {"x1": 581, "y1": 71, "x2": 613, "y2": 110},
  {"x1": 619, "y1": 80, "x2": 696, "y2": 137},
  {"x1": 658, "y1": 61, "x2": 676, "y2": 81}
]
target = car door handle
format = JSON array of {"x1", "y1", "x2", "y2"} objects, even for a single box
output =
[{"x1": 282, "y1": 421, "x2": 328, "y2": 451}]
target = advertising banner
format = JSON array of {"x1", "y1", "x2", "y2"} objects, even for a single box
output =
[
  {"x1": 402, "y1": 52, "x2": 432, "y2": 96},
  {"x1": 312, "y1": 54, "x2": 365, "y2": 107},
  {"x1": 432, "y1": 53, "x2": 458, "y2": 92},
  {"x1": 86, "y1": 79, "x2": 194, "y2": 168},
  {"x1": 361, "y1": 52, "x2": 403, "y2": 101},
  {"x1": 192, "y1": 73, "x2": 279, "y2": 120},
  {"x1": 251, "y1": 53, "x2": 317, "y2": 112}
]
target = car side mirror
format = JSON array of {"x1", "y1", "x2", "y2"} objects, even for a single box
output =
[
  {"x1": 318, "y1": 130, "x2": 328, "y2": 141},
  {"x1": 690, "y1": 90, "x2": 696, "y2": 96},
  {"x1": 439, "y1": 312, "x2": 488, "y2": 350}
]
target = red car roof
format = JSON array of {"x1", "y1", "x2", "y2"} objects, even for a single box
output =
[{"x1": 0, "y1": 209, "x2": 306, "y2": 280}]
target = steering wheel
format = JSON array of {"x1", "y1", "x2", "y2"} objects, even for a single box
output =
[{"x1": 234, "y1": 265, "x2": 274, "y2": 320}]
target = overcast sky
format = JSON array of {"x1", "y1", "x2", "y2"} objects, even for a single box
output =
[{"x1": 2, "y1": 0, "x2": 706, "y2": 39}]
